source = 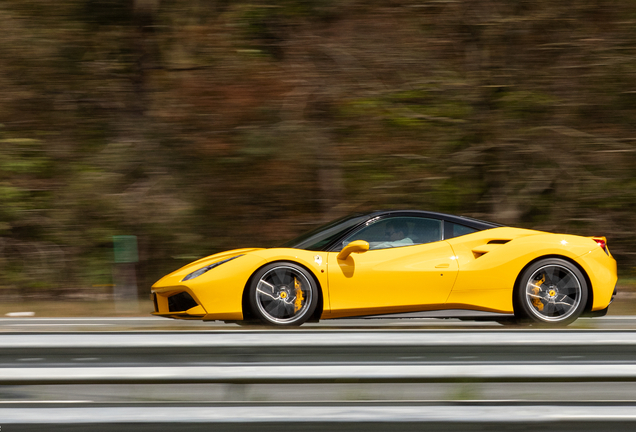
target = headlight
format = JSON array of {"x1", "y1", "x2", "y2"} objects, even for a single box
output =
[{"x1": 181, "y1": 254, "x2": 244, "y2": 282}]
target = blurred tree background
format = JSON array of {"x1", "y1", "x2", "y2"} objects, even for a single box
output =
[{"x1": 1, "y1": 0, "x2": 635, "y2": 299}]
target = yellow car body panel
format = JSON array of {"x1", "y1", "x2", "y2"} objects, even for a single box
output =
[
  {"x1": 152, "y1": 248, "x2": 266, "y2": 321},
  {"x1": 151, "y1": 213, "x2": 617, "y2": 324},
  {"x1": 152, "y1": 248, "x2": 330, "y2": 321},
  {"x1": 325, "y1": 241, "x2": 458, "y2": 318},
  {"x1": 445, "y1": 227, "x2": 617, "y2": 313}
]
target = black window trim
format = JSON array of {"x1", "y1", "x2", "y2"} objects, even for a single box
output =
[{"x1": 322, "y1": 210, "x2": 502, "y2": 252}]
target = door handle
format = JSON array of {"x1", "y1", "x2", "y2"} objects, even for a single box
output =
[{"x1": 435, "y1": 263, "x2": 450, "y2": 269}]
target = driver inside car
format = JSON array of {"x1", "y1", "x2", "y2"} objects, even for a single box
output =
[{"x1": 374, "y1": 219, "x2": 414, "y2": 249}]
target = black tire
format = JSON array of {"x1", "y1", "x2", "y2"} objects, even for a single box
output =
[
  {"x1": 248, "y1": 262, "x2": 318, "y2": 327},
  {"x1": 515, "y1": 258, "x2": 588, "y2": 326}
]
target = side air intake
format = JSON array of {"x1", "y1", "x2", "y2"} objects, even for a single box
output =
[
  {"x1": 472, "y1": 239, "x2": 512, "y2": 258},
  {"x1": 168, "y1": 292, "x2": 198, "y2": 312}
]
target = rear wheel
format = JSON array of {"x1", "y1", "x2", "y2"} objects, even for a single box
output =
[
  {"x1": 515, "y1": 258, "x2": 588, "y2": 326},
  {"x1": 248, "y1": 262, "x2": 318, "y2": 326}
]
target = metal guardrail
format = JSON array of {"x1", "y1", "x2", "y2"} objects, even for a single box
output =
[
  {"x1": 3, "y1": 329, "x2": 636, "y2": 430},
  {"x1": 3, "y1": 403, "x2": 636, "y2": 431},
  {"x1": 2, "y1": 329, "x2": 636, "y2": 348},
  {"x1": 3, "y1": 363, "x2": 636, "y2": 384},
  {"x1": 2, "y1": 330, "x2": 636, "y2": 384}
]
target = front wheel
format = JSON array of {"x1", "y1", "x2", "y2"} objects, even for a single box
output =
[
  {"x1": 515, "y1": 258, "x2": 588, "y2": 326},
  {"x1": 248, "y1": 262, "x2": 318, "y2": 326}
]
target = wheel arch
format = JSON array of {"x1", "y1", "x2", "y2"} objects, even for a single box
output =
[
  {"x1": 241, "y1": 259, "x2": 324, "y2": 322},
  {"x1": 512, "y1": 254, "x2": 594, "y2": 317}
]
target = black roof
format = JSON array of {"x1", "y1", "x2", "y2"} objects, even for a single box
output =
[
  {"x1": 282, "y1": 209, "x2": 503, "y2": 251},
  {"x1": 363, "y1": 210, "x2": 503, "y2": 231}
]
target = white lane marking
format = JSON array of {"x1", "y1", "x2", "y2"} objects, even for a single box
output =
[
  {"x1": 0, "y1": 317, "x2": 168, "y2": 321},
  {"x1": 5, "y1": 324, "x2": 110, "y2": 326},
  {"x1": 0, "y1": 400, "x2": 93, "y2": 404}
]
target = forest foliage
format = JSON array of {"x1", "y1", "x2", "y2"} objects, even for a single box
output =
[{"x1": 1, "y1": 0, "x2": 636, "y2": 298}]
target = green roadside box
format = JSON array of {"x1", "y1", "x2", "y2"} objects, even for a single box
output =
[{"x1": 113, "y1": 235, "x2": 139, "y2": 263}]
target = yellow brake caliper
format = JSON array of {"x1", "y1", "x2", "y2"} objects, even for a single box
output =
[
  {"x1": 294, "y1": 277, "x2": 304, "y2": 313},
  {"x1": 532, "y1": 274, "x2": 545, "y2": 311}
]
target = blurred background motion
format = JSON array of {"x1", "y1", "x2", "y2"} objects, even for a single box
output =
[{"x1": 1, "y1": 0, "x2": 636, "y2": 309}]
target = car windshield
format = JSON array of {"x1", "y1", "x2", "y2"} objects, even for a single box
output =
[{"x1": 281, "y1": 214, "x2": 368, "y2": 251}]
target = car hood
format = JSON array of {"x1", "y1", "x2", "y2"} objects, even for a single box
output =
[{"x1": 168, "y1": 248, "x2": 265, "y2": 277}]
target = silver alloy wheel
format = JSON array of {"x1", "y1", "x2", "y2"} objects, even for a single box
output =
[
  {"x1": 524, "y1": 264, "x2": 582, "y2": 322},
  {"x1": 254, "y1": 265, "x2": 314, "y2": 324}
]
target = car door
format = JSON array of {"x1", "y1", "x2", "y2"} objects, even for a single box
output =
[{"x1": 326, "y1": 216, "x2": 459, "y2": 316}]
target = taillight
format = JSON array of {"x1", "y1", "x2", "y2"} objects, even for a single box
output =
[{"x1": 593, "y1": 237, "x2": 609, "y2": 255}]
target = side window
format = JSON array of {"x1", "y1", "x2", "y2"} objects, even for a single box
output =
[
  {"x1": 444, "y1": 221, "x2": 477, "y2": 239},
  {"x1": 338, "y1": 217, "x2": 442, "y2": 251}
]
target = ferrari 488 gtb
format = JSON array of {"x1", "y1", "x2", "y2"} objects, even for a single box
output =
[{"x1": 151, "y1": 210, "x2": 617, "y2": 326}]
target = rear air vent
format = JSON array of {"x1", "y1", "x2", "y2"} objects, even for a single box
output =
[
  {"x1": 168, "y1": 292, "x2": 198, "y2": 312},
  {"x1": 487, "y1": 239, "x2": 511, "y2": 245}
]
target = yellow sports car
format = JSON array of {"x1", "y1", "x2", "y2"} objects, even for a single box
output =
[{"x1": 151, "y1": 210, "x2": 617, "y2": 326}]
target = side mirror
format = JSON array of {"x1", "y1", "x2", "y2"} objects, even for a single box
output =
[{"x1": 337, "y1": 240, "x2": 370, "y2": 260}]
